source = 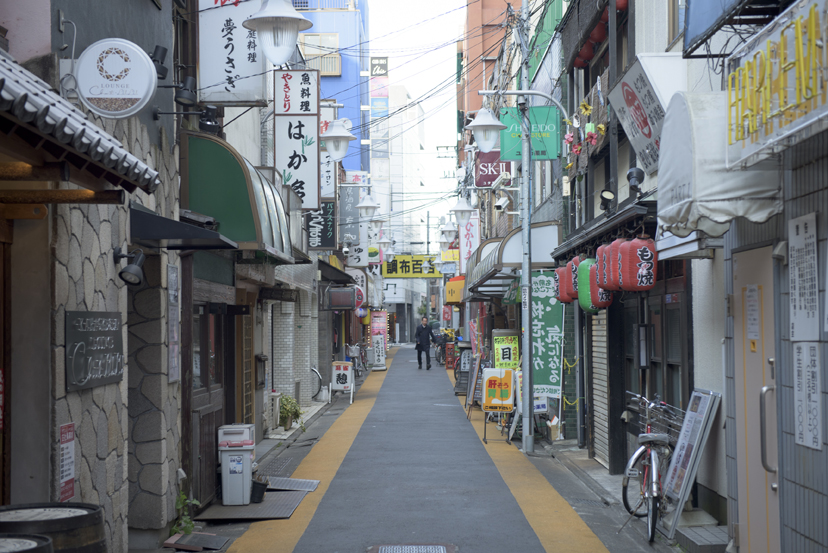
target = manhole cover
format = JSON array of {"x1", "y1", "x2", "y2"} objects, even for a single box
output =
[
  {"x1": 259, "y1": 457, "x2": 293, "y2": 477},
  {"x1": 568, "y1": 498, "x2": 608, "y2": 508},
  {"x1": 368, "y1": 547, "x2": 456, "y2": 553}
]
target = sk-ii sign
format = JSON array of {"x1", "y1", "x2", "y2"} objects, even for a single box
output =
[{"x1": 475, "y1": 151, "x2": 509, "y2": 188}]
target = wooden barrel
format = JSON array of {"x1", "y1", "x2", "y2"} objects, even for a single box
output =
[
  {"x1": 0, "y1": 534, "x2": 53, "y2": 553},
  {"x1": 0, "y1": 505, "x2": 105, "y2": 553}
]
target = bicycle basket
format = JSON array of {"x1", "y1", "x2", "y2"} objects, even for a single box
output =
[
  {"x1": 347, "y1": 345, "x2": 361, "y2": 358},
  {"x1": 625, "y1": 391, "x2": 686, "y2": 445}
]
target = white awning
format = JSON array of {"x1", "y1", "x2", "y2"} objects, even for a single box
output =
[{"x1": 657, "y1": 92, "x2": 782, "y2": 238}]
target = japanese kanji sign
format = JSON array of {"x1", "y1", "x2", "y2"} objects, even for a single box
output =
[
  {"x1": 532, "y1": 270, "x2": 565, "y2": 398},
  {"x1": 331, "y1": 362, "x2": 353, "y2": 392},
  {"x1": 320, "y1": 151, "x2": 336, "y2": 198},
  {"x1": 493, "y1": 335, "x2": 519, "y2": 369},
  {"x1": 458, "y1": 210, "x2": 480, "y2": 275},
  {"x1": 794, "y1": 342, "x2": 822, "y2": 451},
  {"x1": 340, "y1": 173, "x2": 365, "y2": 248},
  {"x1": 789, "y1": 212, "x2": 819, "y2": 341},
  {"x1": 482, "y1": 368, "x2": 515, "y2": 412},
  {"x1": 306, "y1": 200, "x2": 336, "y2": 250},
  {"x1": 273, "y1": 70, "x2": 320, "y2": 210},
  {"x1": 198, "y1": 0, "x2": 266, "y2": 106},
  {"x1": 347, "y1": 187, "x2": 370, "y2": 267},
  {"x1": 499, "y1": 107, "x2": 560, "y2": 161},
  {"x1": 371, "y1": 311, "x2": 388, "y2": 368},
  {"x1": 381, "y1": 255, "x2": 443, "y2": 278}
]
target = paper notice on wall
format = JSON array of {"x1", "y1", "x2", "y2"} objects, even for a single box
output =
[
  {"x1": 59, "y1": 423, "x2": 75, "y2": 502},
  {"x1": 794, "y1": 342, "x2": 822, "y2": 451},
  {"x1": 745, "y1": 284, "x2": 760, "y2": 341},
  {"x1": 788, "y1": 213, "x2": 819, "y2": 341}
]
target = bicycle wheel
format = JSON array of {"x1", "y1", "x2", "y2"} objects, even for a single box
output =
[
  {"x1": 622, "y1": 453, "x2": 649, "y2": 517},
  {"x1": 647, "y1": 494, "x2": 658, "y2": 542},
  {"x1": 310, "y1": 368, "x2": 322, "y2": 399},
  {"x1": 435, "y1": 346, "x2": 444, "y2": 366},
  {"x1": 453, "y1": 356, "x2": 461, "y2": 381}
]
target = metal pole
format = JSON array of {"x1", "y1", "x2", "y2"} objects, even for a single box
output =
[
  {"x1": 519, "y1": 0, "x2": 533, "y2": 453},
  {"x1": 427, "y1": 212, "x2": 430, "y2": 255}
]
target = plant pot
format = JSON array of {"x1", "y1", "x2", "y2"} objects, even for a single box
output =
[
  {"x1": 282, "y1": 416, "x2": 293, "y2": 430},
  {"x1": 251, "y1": 479, "x2": 268, "y2": 503}
]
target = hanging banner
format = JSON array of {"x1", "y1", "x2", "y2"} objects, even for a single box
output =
[
  {"x1": 347, "y1": 187, "x2": 370, "y2": 267},
  {"x1": 381, "y1": 255, "x2": 442, "y2": 278},
  {"x1": 371, "y1": 311, "x2": 388, "y2": 368},
  {"x1": 482, "y1": 368, "x2": 515, "y2": 412},
  {"x1": 789, "y1": 213, "x2": 819, "y2": 341},
  {"x1": 198, "y1": 0, "x2": 266, "y2": 106},
  {"x1": 532, "y1": 271, "x2": 565, "y2": 398},
  {"x1": 793, "y1": 343, "x2": 822, "y2": 451},
  {"x1": 442, "y1": 305, "x2": 452, "y2": 322},
  {"x1": 493, "y1": 335, "x2": 519, "y2": 369},
  {"x1": 499, "y1": 106, "x2": 560, "y2": 161},
  {"x1": 320, "y1": 151, "x2": 336, "y2": 198},
  {"x1": 469, "y1": 319, "x2": 480, "y2": 357},
  {"x1": 475, "y1": 150, "x2": 509, "y2": 188},
  {"x1": 306, "y1": 200, "x2": 336, "y2": 250},
  {"x1": 458, "y1": 210, "x2": 480, "y2": 275},
  {"x1": 340, "y1": 174, "x2": 364, "y2": 247}
]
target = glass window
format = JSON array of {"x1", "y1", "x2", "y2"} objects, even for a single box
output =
[
  {"x1": 649, "y1": 299, "x2": 662, "y2": 361},
  {"x1": 665, "y1": 307, "x2": 682, "y2": 362},
  {"x1": 193, "y1": 305, "x2": 204, "y2": 390},
  {"x1": 668, "y1": 0, "x2": 686, "y2": 46},
  {"x1": 300, "y1": 33, "x2": 339, "y2": 57}
]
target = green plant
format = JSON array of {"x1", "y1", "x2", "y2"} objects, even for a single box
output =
[
  {"x1": 171, "y1": 490, "x2": 200, "y2": 536},
  {"x1": 279, "y1": 395, "x2": 305, "y2": 431}
]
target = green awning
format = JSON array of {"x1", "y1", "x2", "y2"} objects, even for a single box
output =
[{"x1": 181, "y1": 131, "x2": 293, "y2": 263}]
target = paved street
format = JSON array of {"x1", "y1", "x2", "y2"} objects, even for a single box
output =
[{"x1": 217, "y1": 346, "x2": 678, "y2": 553}]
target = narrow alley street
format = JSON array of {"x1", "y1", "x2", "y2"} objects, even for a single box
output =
[{"x1": 211, "y1": 346, "x2": 678, "y2": 553}]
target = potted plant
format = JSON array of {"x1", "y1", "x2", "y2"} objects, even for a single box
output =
[{"x1": 279, "y1": 395, "x2": 303, "y2": 430}]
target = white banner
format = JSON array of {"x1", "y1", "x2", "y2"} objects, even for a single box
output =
[
  {"x1": 274, "y1": 70, "x2": 319, "y2": 115},
  {"x1": 458, "y1": 210, "x2": 480, "y2": 275},
  {"x1": 198, "y1": 0, "x2": 266, "y2": 105},
  {"x1": 274, "y1": 115, "x2": 320, "y2": 210},
  {"x1": 320, "y1": 151, "x2": 336, "y2": 198},
  {"x1": 347, "y1": 188, "x2": 369, "y2": 267},
  {"x1": 789, "y1": 213, "x2": 818, "y2": 341}
]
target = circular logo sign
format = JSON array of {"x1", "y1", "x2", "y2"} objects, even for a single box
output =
[
  {"x1": 354, "y1": 286, "x2": 365, "y2": 308},
  {"x1": 75, "y1": 38, "x2": 157, "y2": 119},
  {"x1": 622, "y1": 82, "x2": 651, "y2": 139}
]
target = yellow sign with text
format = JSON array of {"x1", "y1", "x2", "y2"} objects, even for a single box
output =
[
  {"x1": 381, "y1": 255, "x2": 443, "y2": 278},
  {"x1": 441, "y1": 249, "x2": 460, "y2": 262},
  {"x1": 482, "y1": 368, "x2": 515, "y2": 412},
  {"x1": 445, "y1": 277, "x2": 465, "y2": 304}
]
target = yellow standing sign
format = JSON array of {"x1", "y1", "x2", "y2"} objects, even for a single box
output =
[{"x1": 482, "y1": 368, "x2": 515, "y2": 412}]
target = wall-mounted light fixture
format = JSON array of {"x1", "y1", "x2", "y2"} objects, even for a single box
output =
[
  {"x1": 627, "y1": 167, "x2": 645, "y2": 199},
  {"x1": 599, "y1": 186, "x2": 615, "y2": 213},
  {"x1": 149, "y1": 45, "x2": 169, "y2": 80},
  {"x1": 158, "y1": 76, "x2": 197, "y2": 107},
  {"x1": 152, "y1": 104, "x2": 220, "y2": 134},
  {"x1": 114, "y1": 247, "x2": 146, "y2": 286}
]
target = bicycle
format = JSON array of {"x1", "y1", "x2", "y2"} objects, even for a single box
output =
[
  {"x1": 620, "y1": 393, "x2": 684, "y2": 542},
  {"x1": 310, "y1": 366, "x2": 322, "y2": 399},
  {"x1": 347, "y1": 342, "x2": 368, "y2": 378}
]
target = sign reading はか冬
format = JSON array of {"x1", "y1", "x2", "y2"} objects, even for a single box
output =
[{"x1": 65, "y1": 311, "x2": 124, "y2": 391}]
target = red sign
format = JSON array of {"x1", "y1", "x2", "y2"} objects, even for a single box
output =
[
  {"x1": 622, "y1": 82, "x2": 652, "y2": 139},
  {"x1": 59, "y1": 423, "x2": 75, "y2": 502},
  {"x1": 442, "y1": 305, "x2": 452, "y2": 321},
  {"x1": 475, "y1": 151, "x2": 509, "y2": 188}
]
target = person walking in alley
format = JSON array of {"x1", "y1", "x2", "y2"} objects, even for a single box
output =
[{"x1": 414, "y1": 316, "x2": 435, "y2": 370}]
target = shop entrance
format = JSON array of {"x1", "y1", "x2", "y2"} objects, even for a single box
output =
[{"x1": 732, "y1": 246, "x2": 779, "y2": 553}]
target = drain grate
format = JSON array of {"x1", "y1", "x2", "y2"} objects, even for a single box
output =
[
  {"x1": 568, "y1": 498, "x2": 608, "y2": 508},
  {"x1": 259, "y1": 457, "x2": 293, "y2": 477},
  {"x1": 369, "y1": 547, "x2": 455, "y2": 553}
]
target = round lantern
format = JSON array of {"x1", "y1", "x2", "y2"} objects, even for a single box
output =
[
  {"x1": 577, "y1": 258, "x2": 598, "y2": 313},
  {"x1": 574, "y1": 57, "x2": 588, "y2": 68},
  {"x1": 550, "y1": 268, "x2": 561, "y2": 301},
  {"x1": 620, "y1": 237, "x2": 658, "y2": 291},
  {"x1": 616, "y1": 0, "x2": 629, "y2": 10},
  {"x1": 595, "y1": 245, "x2": 606, "y2": 287},
  {"x1": 578, "y1": 41, "x2": 595, "y2": 61},
  {"x1": 556, "y1": 267, "x2": 573, "y2": 303},
  {"x1": 354, "y1": 285, "x2": 365, "y2": 308},
  {"x1": 590, "y1": 22, "x2": 607, "y2": 44},
  {"x1": 569, "y1": 256, "x2": 582, "y2": 299},
  {"x1": 617, "y1": 240, "x2": 635, "y2": 290},
  {"x1": 355, "y1": 307, "x2": 368, "y2": 318},
  {"x1": 606, "y1": 238, "x2": 626, "y2": 291},
  {"x1": 589, "y1": 265, "x2": 613, "y2": 309},
  {"x1": 601, "y1": 7, "x2": 609, "y2": 22}
]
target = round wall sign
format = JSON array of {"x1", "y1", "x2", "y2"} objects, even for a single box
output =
[{"x1": 75, "y1": 38, "x2": 157, "y2": 119}]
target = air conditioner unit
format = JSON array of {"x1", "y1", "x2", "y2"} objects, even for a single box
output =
[{"x1": 268, "y1": 393, "x2": 282, "y2": 431}]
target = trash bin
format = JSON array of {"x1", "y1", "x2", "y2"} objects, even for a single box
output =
[
  {"x1": 219, "y1": 440, "x2": 254, "y2": 505},
  {"x1": 217, "y1": 424, "x2": 256, "y2": 465}
]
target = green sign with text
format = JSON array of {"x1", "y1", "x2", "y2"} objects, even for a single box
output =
[{"x1": 499, "y1": 106, "x2": 560, "y2": 161}]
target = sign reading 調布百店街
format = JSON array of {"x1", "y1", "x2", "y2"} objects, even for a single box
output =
[
  {"x1": 382, "y1": 255, "x2": 443, "y2": 278},
  {"x1": 197, "y1": 0, "x2": 266, "y2": 106},
  {"x1": 725, "y1": 1, "x2": 828, "y2": 167}
]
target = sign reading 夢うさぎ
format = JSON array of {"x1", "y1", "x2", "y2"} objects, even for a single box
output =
[{"x1": 65, "y1": 311, "x2": 124, "y2": 391}]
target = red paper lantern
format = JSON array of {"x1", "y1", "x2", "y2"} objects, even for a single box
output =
[
  {"x1": 578, "y1": 42, "x2": 595, "y2": 61},
  {"x1": 621, "y1": 237, "x2": 658, "y2": 291},
  {"x1": 574, "y1": 57, "x2": 588, "y2": 68},
  {"x1": 590, "y1": 22, "x2": 607, "y2": 44},
  {"x1": 601, "y1": 7, "x2": 609, "y2": 22},
  {"x1": 589, "y1": 265, "x2": 613, "y2": 309},
  {"x1": 616, "y1": 0, "x2": 629, "y2": 10},
  {"x1": 605, "y1": 239, "x2": 625, "y2": 291},
  {"x1": 556, "y1": 267, "x2": 573, "y2": 303},
  {"x1": 569, "y1": 256, "x2": 582, "y2": 299},
  {"x1": 595, "y1": 245, "x2": 606, "y2": 287},
  {"x1": 617, "y1": 240, "x2": 634, "y2": 290}
]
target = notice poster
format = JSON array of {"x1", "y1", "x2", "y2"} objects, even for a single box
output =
[
  {"x1": 531, "y1": 271, "x2": 565, "y2": 398},
  {"x1": 493, "y1": 335, "x2": 519, "y2": 369},
  {"x1": 788, "y1": 212, "x2": 818, "y2": 341},
  {"x1": 168, "y1": 264, "x2": 180, "y2": 383},
  {"x1": 794, "y1": 343, "x2": 822, "y2": 450},
  {"x1": 59, "y1": 423, "x2": 75, "y2": 502},
  {"x1": 371, "y1": 311, "x2": 388, "y2": 368},
  {"x1": 745, "y1": 284, "x2": 760, "y2": 341}
]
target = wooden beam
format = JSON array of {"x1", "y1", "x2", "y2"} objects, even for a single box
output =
[
  {"x1": 0, "y1": 189, "x2": 124, "y2": 205},
  {"x1": 0, "y1": 162, "x2": 69, "y2": 182},
  {"x1": 0, "y1": 204, "x2": 47, "y2": 220}
]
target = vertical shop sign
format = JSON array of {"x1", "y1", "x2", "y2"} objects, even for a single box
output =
[
  {"x1": 532, "y1": 271, "x2": 565, "y2": 398},
  {"x1": 198, "y1": 0, "x2": 266, "y2": 105},
  {"x1": 794, "y1": 343, "x2": 822, "y2": 451},
  {"x1": 273, "y1": 70, "x2": 320, "y2": 210},
  {"x1": 493, "y1": 335, "x2": 519, "y2": 369},
  {"x1": 347, "y1": 188, "x2": 369, "y2": 267},
  {"x1": 59, "y1": 423, "x2": 75, "y2": 502},
  {"x1": 320, "y1": 151, "x2": 336, "y2": 198},
  {"x1": 307, "y1": 201, "x2": 337, "y2": 250},
  {"x1": 371, "y1": 311, "x2": 388, "y2": 368},
  {"x1": 458, "y1": 210, "x2": 480, "y2": 275},
  {"x1": 442, "y1": 305, "x2": 452, "y2": 322},
  {"x1": 788, "y1": 213, "x2": 818, "y2": 341},
  {"x1": 475, "y1": 151, "x2": 508, "y2": 188},
  {"x1": 168, "y1": 265, "x2": 180, "y2": 383}
]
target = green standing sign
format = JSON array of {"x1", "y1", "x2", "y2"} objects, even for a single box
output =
[
  {"x1": 499, "y1": 106, "x2": 560, "y2": 161},
  {"x1": 531, "y1": 270, "x2": 565, "y2": 398}
]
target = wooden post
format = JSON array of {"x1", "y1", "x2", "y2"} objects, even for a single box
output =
[
  {"x1": 0, "y1": 190, "x2": 125, "y2": 205},
  {"x1": 0, "y1": 162, "x2": 70, "y2": 182}
]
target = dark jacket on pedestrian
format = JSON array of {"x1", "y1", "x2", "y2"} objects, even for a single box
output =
[{"x1": 414, "y1": 323, "x2": 435, "y2": 352}]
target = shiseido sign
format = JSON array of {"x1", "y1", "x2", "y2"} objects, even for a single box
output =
[
  {"x1": 475, "y1": 151, "x2": 508, "y2": 188},
  {"x1": 65, "y1": 312, "x2": 124, "y2": 392}
]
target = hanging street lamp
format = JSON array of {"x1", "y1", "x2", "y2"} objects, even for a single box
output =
[
  {"x1": 243, "y1": 0, "x2": 313, "y2": 67},
  {"x1": 320, "y1": 119, "x2": 356, "y2": 162},
  {"x1": 465, "y1": 107, "x2": 506, "y2": 154}
]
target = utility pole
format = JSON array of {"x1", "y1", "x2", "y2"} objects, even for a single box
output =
[{"x1": 427, "y1": 212, "x2": 430, "y2": 255}]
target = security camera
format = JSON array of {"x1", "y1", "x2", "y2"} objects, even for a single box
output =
[
  {"x1": 342, "y1": 245, "x2": 350, "y2": 256},
  {"x1": 491, "y1": 172, "x2": 513, "y2": 191},
  {"x1": 494, "y1": 196, "x2": 511, "y2": 211}
]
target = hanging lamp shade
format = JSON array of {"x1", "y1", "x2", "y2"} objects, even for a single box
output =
[
  {"x1": 556, "y1": 267, "x2": 573, "y2": 303},
  {"x1": 620, "y1": 237, "x2": 658, "y2": 292},
  {"x1": 320, "y1": 119, "x2": 356, "y2": 162},
  {"x1": 577, "y1": 258, "x2": 599, "y2": 313},
  {"x1": 551, "y1": 269, "x2": 561, "y2": 302},
  {"x1": 242, "y1": 0, "x2": 313, "y2": 67},
  {"x1": 465, "y1": 107, "x2": 506, "y2": 153},
  {"x1": 590, "y1": 22, "x2": 608, "y2": 44},
  {"x1": 354, "y1": 286, "x2": 365, "y2": 309},
  {"x1": 606, "y1": 238, "x2": 626, "y2": 291},
  {"x1": 356, "y1": 194, "x2": 378, "y2": 219},
  {"x1": 589, "y1": 265, "x2": 613, "y2": 309},
  {"x1": 451, "y1": 196, "x2": 475, "y2": 226}
]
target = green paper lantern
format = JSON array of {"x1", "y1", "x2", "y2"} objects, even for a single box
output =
[
  {"x1": 584, "y1": 122, "x2": 596, "y2": 134},
  {"x1": 577, "y1": 258, "x2": 599, "y2": 314}
]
